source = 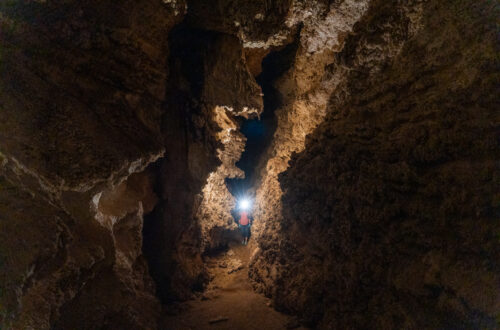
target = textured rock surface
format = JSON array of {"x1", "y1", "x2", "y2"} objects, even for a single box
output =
[
  {"x1": 194, "y1": 34, "x2": 263, "y2": 253},
  {"x1": 250, "y1": 0, "x2": 500, "y2": 328},
  {"x1": 251, "y1": 0, "x2": 372, "y2": 242},
  {"x1": 0, "y1": 0, "x2": 181, "y2": 328},
  {"x1": 0, "y1": 0, "x2": 274, "y2": 325},
  {"x1": 0, "y1": 0, "x2": 176, "y2": 189}
]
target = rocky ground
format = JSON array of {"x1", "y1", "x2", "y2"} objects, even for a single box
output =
[{"x1": 162, "y1": 234, "x2": 305, "y2": 330}]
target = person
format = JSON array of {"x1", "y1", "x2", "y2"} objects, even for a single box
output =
[{"x1": 237, "y1": 209, "x2": 253, "y2": 245}]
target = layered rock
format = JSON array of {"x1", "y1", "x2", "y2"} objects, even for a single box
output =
[{"x1": 250, "y1": 0, "x2": 500, "y2": 328}]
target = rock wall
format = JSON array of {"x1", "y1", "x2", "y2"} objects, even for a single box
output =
[
  {"x1": 0, "y1": 0, "x2": 183, "y2": 328},
  {"x1": 251, "y1": 0, "x2": 372, "y2": 241},
  {"x1": 0, "y1": 0, "x2": 285, "y2": 326},
  {"x1": 193, "y1": 34, "x2": 263, "y2": 253},
  {"x1": 251, "y1": 0, "x2": 500, "y2": 328}
]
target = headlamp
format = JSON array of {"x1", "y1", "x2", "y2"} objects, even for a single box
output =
[{"x1": 238, "y1": 198, "x2": 251, "y2": 210}]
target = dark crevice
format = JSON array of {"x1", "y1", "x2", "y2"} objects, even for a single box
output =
[
  {"x1": 226, "y1": 38, "x2": 300, "y2": 196},
  {"x1": 142, "y1": 24, "x2": 221, "y2": 305}
]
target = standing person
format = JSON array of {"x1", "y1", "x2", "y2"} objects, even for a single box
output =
[{"x1": 237, "y1": 208, "x2": 253, "y2": 245}]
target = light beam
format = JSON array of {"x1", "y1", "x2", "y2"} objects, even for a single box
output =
[{"x1": 238, "y1": 198, "x2": 251, "y2": 210}]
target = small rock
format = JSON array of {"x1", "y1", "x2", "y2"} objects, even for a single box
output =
[
  {"x1": 209, "y1": 316, "x2": 229, "y2": 324},
  {"x1": 226, "y1": 258, "x2": 243, "y2": 274}
]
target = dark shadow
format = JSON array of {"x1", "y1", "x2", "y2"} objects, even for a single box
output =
[{"x1": 142, "y1": 24, "x2": 220, "y2": 304}]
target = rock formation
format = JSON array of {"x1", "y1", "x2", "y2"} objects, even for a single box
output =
[
  {"x1": 0, "y1": 1, "x2": 178, "y2": 327},
  {"x1": 250, "y1": 0, "x2": 500, "y2": 328}
]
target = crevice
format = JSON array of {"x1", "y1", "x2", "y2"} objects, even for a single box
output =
[
  {"x1": 141, "y1": 22, "x2": 231, "y2": 305},
  {"x1": 141, "y1": 24, "x2": 211, "y2": 305},
  {"x1": 226, "y1": 37, "x2": 300, "y2": 196}
]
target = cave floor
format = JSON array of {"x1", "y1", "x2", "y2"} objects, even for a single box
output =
[{"x1": 162, "y1": 239, "x2": 306, "y2": 330}]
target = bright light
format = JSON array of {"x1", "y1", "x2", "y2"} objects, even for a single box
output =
[{"x1": 238, "y1": 198, "x2": 250, "y2": 210}]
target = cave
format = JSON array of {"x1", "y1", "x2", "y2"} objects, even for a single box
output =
[{"x1": 0, "y1": 1, "x2": 499, "y2": 330}]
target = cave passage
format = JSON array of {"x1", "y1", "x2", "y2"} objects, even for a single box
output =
[
  {"x1": 226, "y1": 39, "x2": 299, "y2": 197},
  {"x1": 3, "y1": 1, "x2": 499, "y2": 329}
]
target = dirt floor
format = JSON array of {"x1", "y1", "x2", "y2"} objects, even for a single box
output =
[{"x1": 162, "y1": 234, "x2": 307, "y2": 330}]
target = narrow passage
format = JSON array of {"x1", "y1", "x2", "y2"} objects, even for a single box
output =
[{"x1": 162, "y1": 237, "x2": 306, "y2": 330}]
